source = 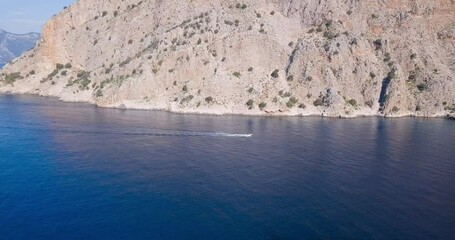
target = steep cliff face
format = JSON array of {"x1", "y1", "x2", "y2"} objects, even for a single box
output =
[{"x1": 1, "y1": 0, "x2": 454, "y2": 117}]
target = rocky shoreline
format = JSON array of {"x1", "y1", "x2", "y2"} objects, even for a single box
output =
[{"x1": 1, "y1": 90, "x2": 452, "y2": 120}]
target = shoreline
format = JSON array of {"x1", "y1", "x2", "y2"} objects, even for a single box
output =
[{"x1": 1, "y1": 91, "x2": 453, "y2": 120}]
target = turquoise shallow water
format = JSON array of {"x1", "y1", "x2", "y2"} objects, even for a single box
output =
[{"x1": 0, "y1": 94, "x2": 454, "y2": 240}]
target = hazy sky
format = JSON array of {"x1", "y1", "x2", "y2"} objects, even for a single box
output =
[{"x1": 0, "y1": 0, "x2": 75, "y2": 34}]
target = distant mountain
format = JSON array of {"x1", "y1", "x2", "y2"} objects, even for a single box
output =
[{"x1": 0, "y1": 29, "x2": 40, "y2": 67}]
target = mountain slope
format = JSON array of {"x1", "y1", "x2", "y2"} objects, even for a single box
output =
[
  {"x1": 0, "y1": 0, "x2": 454, "y2": 117},
  {"x1": 0, "y1": 29, "x2": 40, "y2": 67}
]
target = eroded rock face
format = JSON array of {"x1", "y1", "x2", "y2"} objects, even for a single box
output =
[{"x1": 1, "y1": 0, "x2": 454, "y2": 117}]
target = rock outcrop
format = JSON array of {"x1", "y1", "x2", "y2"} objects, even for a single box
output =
[{"x1": 1, "y1": 0, "x2": 454, "y2": 117}]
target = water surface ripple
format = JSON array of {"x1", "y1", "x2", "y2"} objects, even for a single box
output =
[{"x1": 0, "y1": 95, "x2": 454, "y2": 240}]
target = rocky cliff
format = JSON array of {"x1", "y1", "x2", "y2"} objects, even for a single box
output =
[
  {"x1": 1, "y1": 0, "x2": 454, "y2": 117},
  {"x1": 0, "y1": 29, "x2": 39, "y2": 67}
]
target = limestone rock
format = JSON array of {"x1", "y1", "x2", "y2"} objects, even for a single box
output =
[{"x1": 1, "y1": 0, "x2": 454, "y2": 117}]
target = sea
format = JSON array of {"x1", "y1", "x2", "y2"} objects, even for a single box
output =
[{"x1": 0, "y1": 94, "x2": 454, "y2": 240}]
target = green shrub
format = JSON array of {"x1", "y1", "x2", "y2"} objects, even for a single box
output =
[
  {"x1": 313, "y1": 98, "x2": 324, "y2": 106},
  {"x1": 387, "y1": 70, "x2": 396, "y2": 79},
  {"x1": 3, "y1": 72, "x2": 23, "y2": 84},
  {"x1": 287, "y1": 97, "x2": 298, "y2": 108},
  {"x1": 259, "y1": 102, "x2": 267, "y2": 110},
  {"x1": 248, "y1": 87, "x2": 254, "y2": 93},
  {"x1": 65, "y1": 63, "x2": 72, "y2": 68},
  {"x1": 233, "y1": 72, "x2": 241, "y2": 78},
  {"x1": 182, "y1": 85, "x2": 188, "y2": 92},
  {"x1": 96, "y1": 89, "x2": 103, "y2": 97},
  {"x1": 365, "y1": 100, "x2": 374, "y2": 108},
  {"x1": 205, "y1": 96, "x2": 213, "y2": 103},
  {"x1": 384, "y1": 53, "x2": 391, "y2": 62},
  {"x1": 373, "y1": 39, "x2": 382, "y2": 50},
  {"x1": 119, "y1": 57, "x2": 132, "y2": 67},
  {"x1": 289, "y1": 97, "x2": 298, "y2": 104},
  {"x1": 348, "y1": 99, "x2": 357, "y2": 106},
  {"x1": 56, "y1": 63, "x2": 64, "y2": 69},
  {"x1": 370, "y1": 72, "x2": 376, "y2": 79},
  {"x1": 271, "y1": 69, "x2": 279, "y2": 78},
  {"x1": 286, "y1": 101, "x2": 295, "y2": 108},
  {"x1": 417, "y1": 83, "x2": 428, "y2": 91},
  {"x1": 46, "y1": 69, "x2": 59, "y2": 80}
]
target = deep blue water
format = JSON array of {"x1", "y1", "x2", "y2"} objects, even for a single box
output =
[{"x1": 1, "y1": 94, "x2": 454, "y2": 240}]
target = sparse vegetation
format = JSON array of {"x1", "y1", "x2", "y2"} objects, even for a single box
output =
[
  {"x1": 373, "y1": 39, "x2": 382, "y2": 50},
  {"x1": 365, "y1": 100, "x2": 374, "y2": 108},
  {"x1": 271, "y1": 69, "x2": 279, "y2": 78},
  {"x1": 119, "y1": 57, "x2": 132, "y2": 67},
  {"x1": 3, "y1": 72, "x2": 23, "y2": 85},
  {"x1": 259, "y1": 102, "x2": 267, "y2": 110},
  {"x1": 286, "y1": 97, "x2": 298, "y2": 108},
  {"x1": 347, "y1": 99, "x2": 357, "y2": 106},
  {"x1": 235, "y1": 3, "x2": 247, "y2": 9},
  {"x1": 95, "y1": 89, "x2": 103, "y2": 97},
  {"x1": 205, "y1": 96, "x2": 213, "y2": 103},
  {"x1": 417, "y1": 83, "x2": 428, "y2": 92},
  {"x1": 313, "y1": 95, "x2": 328, "y2": 107},
  {"x1": 246, "y1": 99, "x2": 254, "y2": 109},
  {"x1": 370, "y1": 72, "x2": 376, "y2": 79}
]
